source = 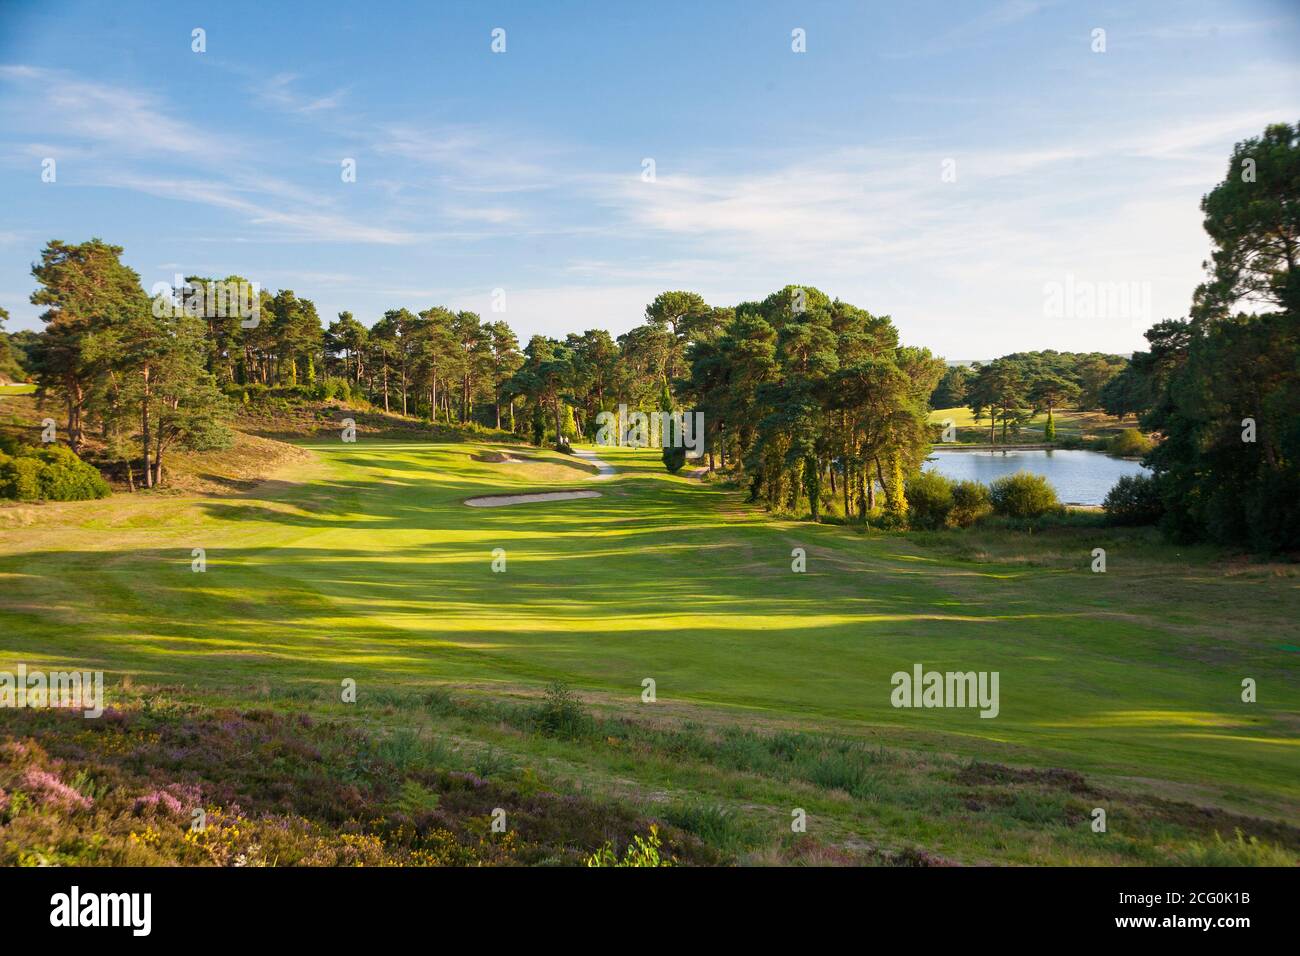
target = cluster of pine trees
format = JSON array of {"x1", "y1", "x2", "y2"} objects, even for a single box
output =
[{"x1": 23, "y1": 240, "x2": 232, "y2": 488}]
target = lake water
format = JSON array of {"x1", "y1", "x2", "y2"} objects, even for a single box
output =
[{"x1": 924, "y1": 448, "x2": 1150, "y2": 506}]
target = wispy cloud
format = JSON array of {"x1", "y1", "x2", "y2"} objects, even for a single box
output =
[
  {"x1": 253, "y1": 72, "x2": 347, "y2": 114},
  {"x1": 0, "y1": 64, "x2": 432, "y2": 245},
  {"x1": 0, "y1": 64, "x2": 235, "y2": 159}
]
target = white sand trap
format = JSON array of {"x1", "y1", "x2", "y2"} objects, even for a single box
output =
[{"x1": 464, "y1": 490, "x2": 603, "y2": 508}]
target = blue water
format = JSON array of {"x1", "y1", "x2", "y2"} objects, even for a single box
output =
[{"x1": 924, "y1": 448, "x2": 1149, "y2": 506}]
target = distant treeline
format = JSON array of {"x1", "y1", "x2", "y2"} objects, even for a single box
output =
[{"x1": 931, "y1": 350, "x2": 1129, "y2": 442}]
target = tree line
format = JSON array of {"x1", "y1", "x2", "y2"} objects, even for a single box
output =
[
  {"x1": 932, "y1": 350, "x2": 1129, "y2": 442},
  {"x1": 14, "y1": 250, "x2": 943, "y2": 518}
]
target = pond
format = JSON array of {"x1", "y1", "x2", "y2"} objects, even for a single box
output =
[{"x1": 924, "y1": 448, "x2": 1150, "y2": 506}]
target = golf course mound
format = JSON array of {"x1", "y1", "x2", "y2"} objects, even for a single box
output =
[{"x1": 464, "y1": 489, "x2": 603, "y2": 507}]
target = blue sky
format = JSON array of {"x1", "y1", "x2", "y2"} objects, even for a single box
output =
[{"x1": 1, "y1": 0, "x2": 1297, "y2": 357}]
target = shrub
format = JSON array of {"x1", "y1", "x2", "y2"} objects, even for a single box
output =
[
  {"x1": 1109, "y1": 428, "x2": 1154, "y2": 457},
  {"x1": 662, "y1": 445, "x2": 687, "y2": 473},
  {"x1": 323, "y1": 377, "x2": 350, "y2": 401},
  {"x1": 530, "y1": 681, "x2": 592, "y2": 739},
  {"x1": 0, "y1": 445, "x2": 109, "y2": 501},
  {"x1": 950, "y1": 479, "x2": 992, "y2": 527},
  {"x1": 1102, "y1": 473, "x2": 1163, "y2": 526},
  {"x1": 904, "y1": 471, "x2": 955, "y2": 529},
  {"x1": 0, "y1": 454, "x2": 41, "y2": 500},
  {"x1": 586, "y1": 825, "x2": 673, "y2": 867},
  {"x1": 989, "y1": 471, "x2": 1060, "y2": 518}
]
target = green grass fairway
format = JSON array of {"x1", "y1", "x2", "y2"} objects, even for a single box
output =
[{"x1": 1, "y1": 439, "x2": 1296, "y2": 862}]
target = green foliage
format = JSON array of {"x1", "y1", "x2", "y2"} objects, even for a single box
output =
[
  {"x1": 930, "y1": 365, "x2": 973, "y2": 408},
  {"x1": 1108, "y1": 428, "x2": 1153, "y2": 457},
  {"x1": 904, "y1": 471, "x2": 955, "y2": 529},
  {"x1": 585, "y1": 824, "x2": 672, "y2": 867},
  {"x1": 529, "y1": 681, "x2": 592, "y2": 739},
  {"x1": 1143, "y1": 313, "x2": 1299, "y2": 550},
  {"x1": 0, "y1": 444, "x2": 109, "y2": 501},
  {"x1": 950, "y1": 479, "x2": 993, "y2": 527},
  {"x1": 1193, "y1": 123, "x2": 1300, "y2": 319},
  {"x1": 1103, "y1": 473, "x2": 1164, "y2": 526},
  {"x1": 988, "y1": 471, "x2": 1060, "y2": 518},
  {"x1": 1171, "y1": 830, "x2": 1295, "y2": 867},
  {"x1": 1043, "y1": 410, "x2": 1056, "y2": 442},
  {"x1": 1115, "y1": 124, "x2": 1300, "y2": 551},
  {"x1": 0, "y1": 454, "x2": 41, "y2": 500}
]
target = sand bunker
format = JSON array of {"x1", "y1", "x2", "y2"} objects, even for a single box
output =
[
  {"x1": 464, "y1": 490, "x2": 603, "y2": 508},
  {"x1": 471, "y1": 451, "x2": 529, "y2": 463}
]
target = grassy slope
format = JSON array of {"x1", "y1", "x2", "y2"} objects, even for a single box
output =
[{"x1": 1, "y1": 437, "x2": 1296, "y2": 864}]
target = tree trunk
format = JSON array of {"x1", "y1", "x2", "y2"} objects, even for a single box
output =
[
  {"x1": 875, "y1": 458, "x2": 893, "y2": 510},
  {"x1": 65, "y1": 382, "x2": 83, "y2": 452},
  {"x1": 153, "y1": 428, "x2": 165, "y2": 488},
  {"x1": 141, "y1": 368, "x2": 153, "y2": 488},
  {"x1": 843, "y1": 457, "x2": 851, "y2": 520}
]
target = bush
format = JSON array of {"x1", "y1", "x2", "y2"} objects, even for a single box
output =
[
  {"x1": 662, "y1": 445, "x2": 687, "y2": 473},
  {"x1": 0, "y1": 445, "x2": 109, "y2": 501},
  {"x1": 0, "y1": 454, "x2": 41, "y2": 500},
  {"x1": 1102, "y1": 473, "x2": 1163, "y2": 526},
  {"x1": 530, "y1": 681, "x2": 592, "y2": 739},
  {"x1": 1109, "y1": 428, "x2": 1154, "y2": 457},
  {"x1": 989, "y1": 471, "x2": 1060, "y2": 518},
  {"x1": 950, "y1": 479, "x2": 992, "y2": 527},
  {"x1": 322, "y1": 377, "x2": 350, "y2": 402},
  {"x1": 904, "y1": 471, "x2": 955, "y2": 529}
]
